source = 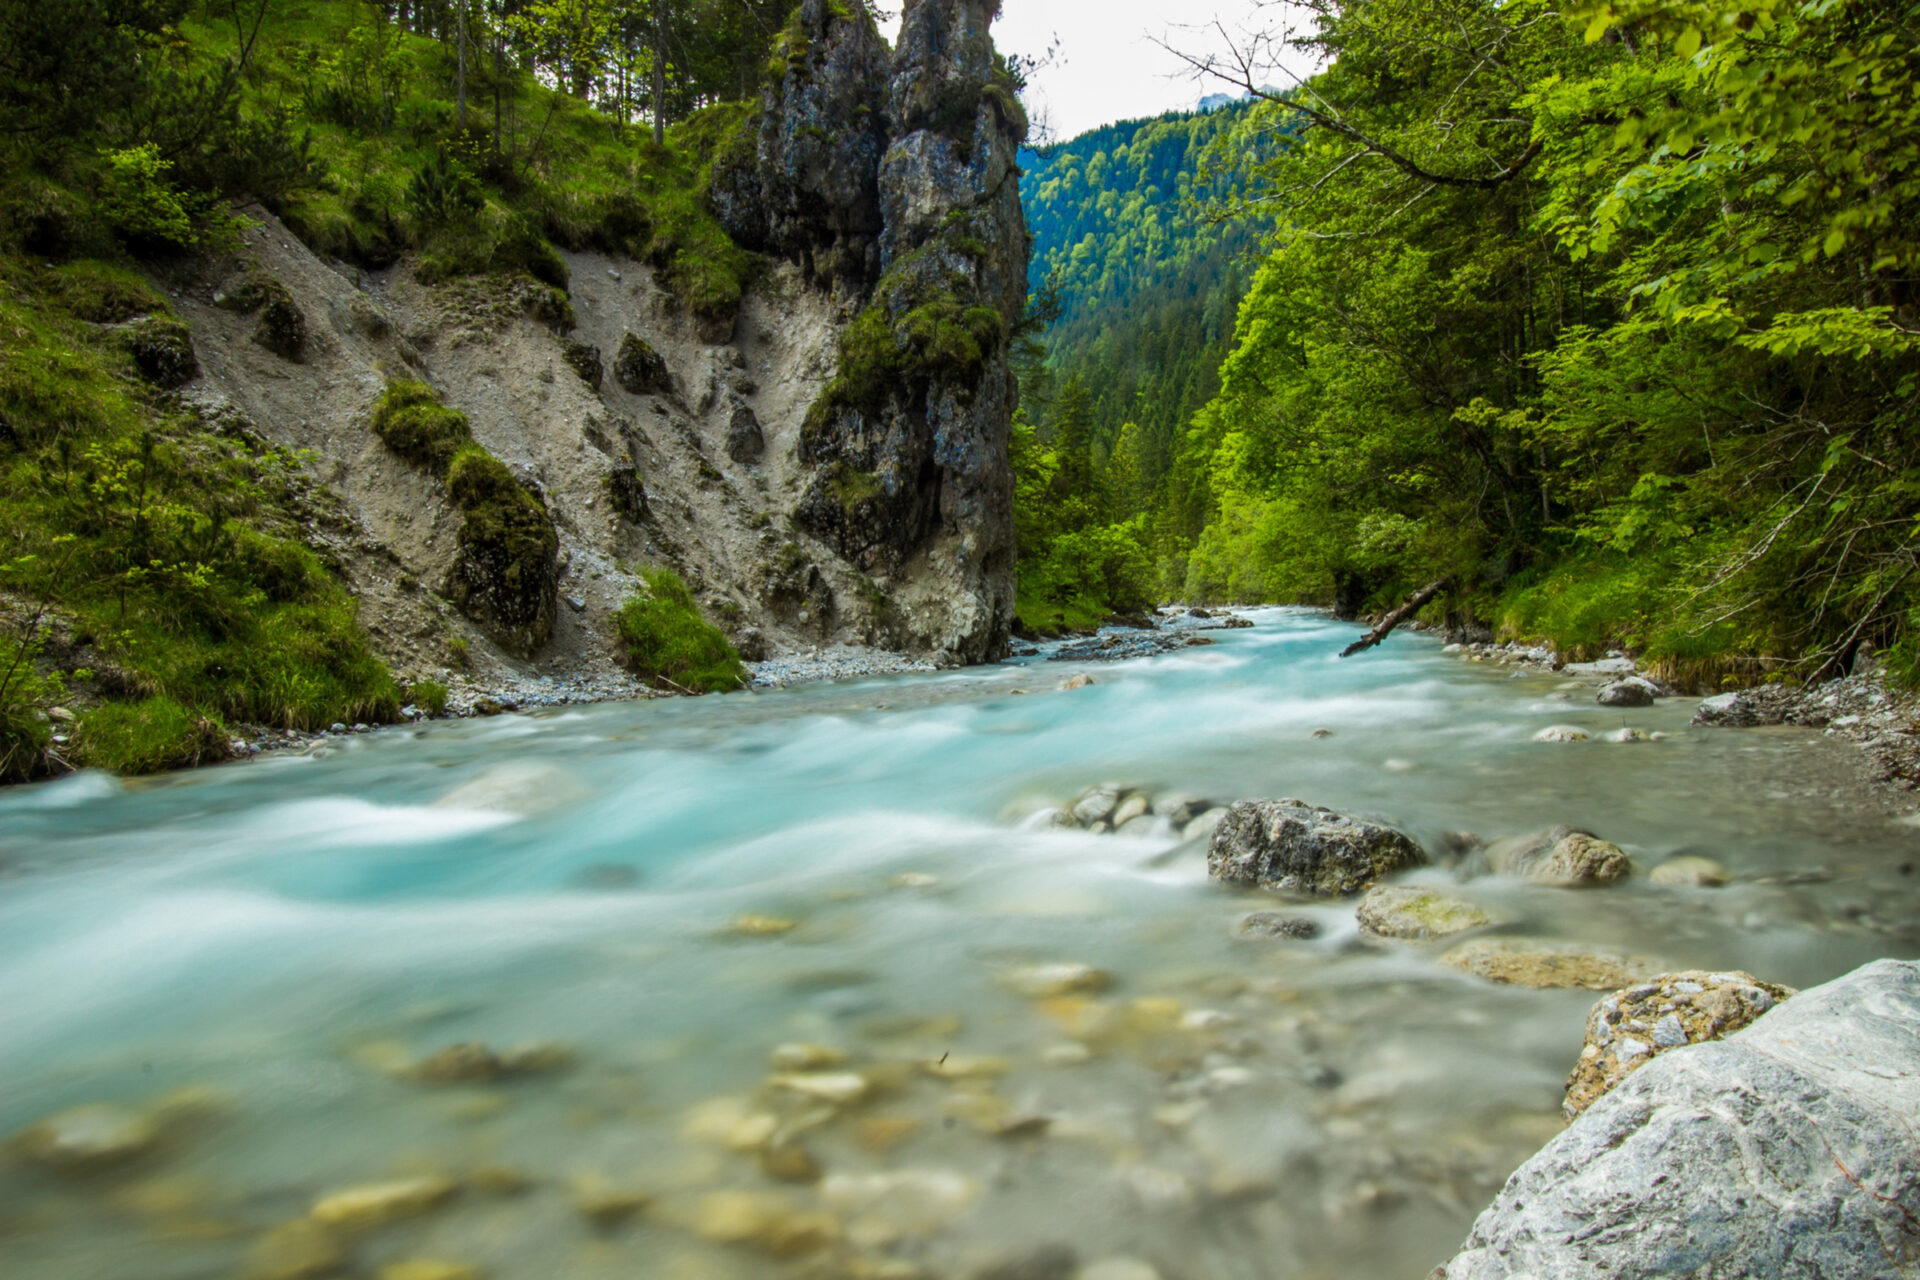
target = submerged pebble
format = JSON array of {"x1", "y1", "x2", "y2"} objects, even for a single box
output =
[
  {"x1": 310, "y1": 1176, "x2": 457, "y2": 1229},
  {"x1": 1441, "y1": 940, "x2": 1660, "y2": 991},
  {"x1": 378, "y1": 1263, "x2": 480, "y2": 1280},
  {"x1": 244, "y1": 1219, "x2": 343, "y2": 1280},
  {"x1": 1002, "y1": 963, "x2": 1116, "y2": 998},
  {"x1": 14, "y1": 1103, "x2": 160, "y2": 1171}
]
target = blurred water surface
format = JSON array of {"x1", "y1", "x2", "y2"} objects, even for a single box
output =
[{"x1": 3, "y1": 609, "x2": 1915, "y2": 1279}]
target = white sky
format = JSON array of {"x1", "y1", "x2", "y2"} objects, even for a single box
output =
[{"x1": 983, "y1": 1, "x2": 1319, "y2": 143}]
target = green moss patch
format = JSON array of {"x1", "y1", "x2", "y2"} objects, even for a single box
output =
[
  {"x1": 613, "y1": 568, "x2": 747, "y2": 694},
  {"x1": 370, "y1": 379, "x2": 474, "y2": 476},
  {"x1": 52, "y1": 262, "x2": 164, "y2": 323}
]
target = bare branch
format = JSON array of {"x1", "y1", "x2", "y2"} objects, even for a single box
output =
[{"x1": 1152, "y1": 21, "x2": 1543, "y2": 191}]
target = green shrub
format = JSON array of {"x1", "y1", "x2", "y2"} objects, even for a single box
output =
[
  {"x1": 0, "y1": 702, "x2": 50, "y2": 782},
  {"x1": 228, "y1": 525, "x2": 324, "y2": 604},
  {"x1": 409, "y1": 679, "x2": 449, "y2": 715},
  {"x1": 406, "y1": 148, "x2": 483, "y2": 227},
  {"x1": 1494, "y1": 555, "x2": 1666, "y2": 662},
  {"x1": 1013, "y1": 583, "x2": 1106, "y2": 637},
  {"x1": 0, "y1": 632, "x2": 56, "y2": 783},
  {"x1": 370, "y1": 379, "x2": 473, "y2": 475},
  {"x1": 72, "y1": 696, "x2": 228, "y2": 775},
  {"x1": 97, "y1": 144, "x2": 201, "y2": 252},
  {"x1": 4, "y1": 179, "x2": 113, "y2": 260},
  {"x1": 613, "y1": 568, "x2": 747, "y2": 694}
]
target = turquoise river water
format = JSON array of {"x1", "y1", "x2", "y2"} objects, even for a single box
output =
[{"x1": 2, "y1": 609, "x2": 1917, "y2": 1280}]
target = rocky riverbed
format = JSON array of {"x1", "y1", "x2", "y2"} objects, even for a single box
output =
[{"x1": 4, "y1": 608, "x2": 1916, "y2": 1280}]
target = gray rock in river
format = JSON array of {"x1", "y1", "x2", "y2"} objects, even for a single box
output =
[
  {"x1": 1432, "y1": 958, "x2": 1920, "y2": 1280},
  {"x1": 1692, "y1": 689, "x2": 1789, "y2": 728},
  {"x1": 1596, "y1": 676, "x2": 1660, "y2": 707},
  {"x1": 1207, "y1": 799, "x2": 1426, "y2": 897},
  {"x1": 1236, "y1": 911, "x2": 1322, "y2": 940}
]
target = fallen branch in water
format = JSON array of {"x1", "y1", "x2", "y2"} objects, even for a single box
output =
[{"x1": 1340, "y1": 577, "x2": 1452, "y2": 658}]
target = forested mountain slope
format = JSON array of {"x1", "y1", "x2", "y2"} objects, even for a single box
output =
[
  {"x1": 0, "y1": 0, "x2": 1029, "y2": 781},
  {"x1": 1011, "y1": 103, "x2": 1279, "y2": 631},
  {"x1": 1019, "y1": 106, "x2": 1269, "y2": 487}
]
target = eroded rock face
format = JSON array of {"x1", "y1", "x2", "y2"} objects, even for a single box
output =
[
  {"x1": 717, "y1": 0, "x2": 1023, "y2": 665},
  {"x1": 1434, "y1": 959, "x2": 1920, "y2": 1280},
  {"x1": 709, "y1": 0, "x2": 891, "y2": 294},
  {"x1": 1207, "y1": 799, "x2": 1427, "y2": 897},
  {"x1": 1563, "y1": 970, "x2": 1795, "y2": 1119}
]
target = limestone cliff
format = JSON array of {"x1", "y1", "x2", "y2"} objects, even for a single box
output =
[
  {"x1": 158, "y1": 0, "x2": 1025, "y2": 698},
  {"x1": 714, "y1": 0, "x2": 1025, "y2": 663}
]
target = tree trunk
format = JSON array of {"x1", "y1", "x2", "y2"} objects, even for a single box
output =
[
  {"x1": 651, "y1": 0, "x2": 668, "y2": 145},
  {"x1": 455, "y1": 0, "x2": 468, "y2": 128},
  {"x1": 1339, "y1": 577, "x2": 1452, "y2": 659},
  {"x1": 572, "y1": 0, "x2": 593, "y2": 98}
]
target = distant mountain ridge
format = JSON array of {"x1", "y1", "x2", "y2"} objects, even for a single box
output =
[{"x1": 1017, "y1": 100, "x2": 1281, "y2": 501}]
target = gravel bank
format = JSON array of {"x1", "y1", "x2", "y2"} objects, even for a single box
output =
[{"x1": 1438, "y1": 634, "x2": 1920, "y2": 793}]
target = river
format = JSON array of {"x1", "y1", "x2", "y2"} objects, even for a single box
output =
[{"x1": 3, "y1": 609, "x2": 1916, "y2": 1280}]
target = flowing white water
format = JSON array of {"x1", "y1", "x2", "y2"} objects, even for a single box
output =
[{"x1": 2, "y1": 609, "x2": 1916, "y2": 1280}]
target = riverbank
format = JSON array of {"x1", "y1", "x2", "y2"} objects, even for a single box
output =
[
  {"x1": 215, "y1": 617, "x2": 1259, "y2": 771},
  {"x1": 1440, "y1": 634, "x2": 1920, "y2": 799}
]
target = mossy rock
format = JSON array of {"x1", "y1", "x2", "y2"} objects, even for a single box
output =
[
  {"x1": 562, "y1": 339, "x2": 603, "y2": 391},
  {"x1": 608, "y1": 463, "x2": 649, "y2": 522},
  {"x1": 212, "y1": 271, "x2": 269, "y2": 314},
  {"x1": 370, "y1": 380, "x2": 474, "y2": 476},
  {"x1": 252, "y1": 279, "x2": 307, "y2": 362},
  {"x1": 125, "y1": 316, "x2": 197, "y2": 388},
  {"x1": 613, "y1": 332, "x2": 671, "y2": 396},
  {"x1": 444, "y1": 448, "x2": 559, "y2": 657},
  {"x1": 1355, "y1": 884, "x2": 1494, "y2": 941},
  {"x1": 528, "y1": 284, "x2": 575, "y2": 332},
  {"x1": 725, "y1": 403, "x2": 764, "y2": 464}
]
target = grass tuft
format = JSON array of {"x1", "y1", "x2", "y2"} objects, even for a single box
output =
[
  {"x1": 613, "y1": 568, "x2": 747, "y2": 694},
  {"x1": 72, "y1": 696, "x2": 230, "y2": 774}
]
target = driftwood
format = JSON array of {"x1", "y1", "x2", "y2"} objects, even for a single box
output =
[{"x1": 1339, "y1": 577, "x2": 1452, "y2": 658}]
